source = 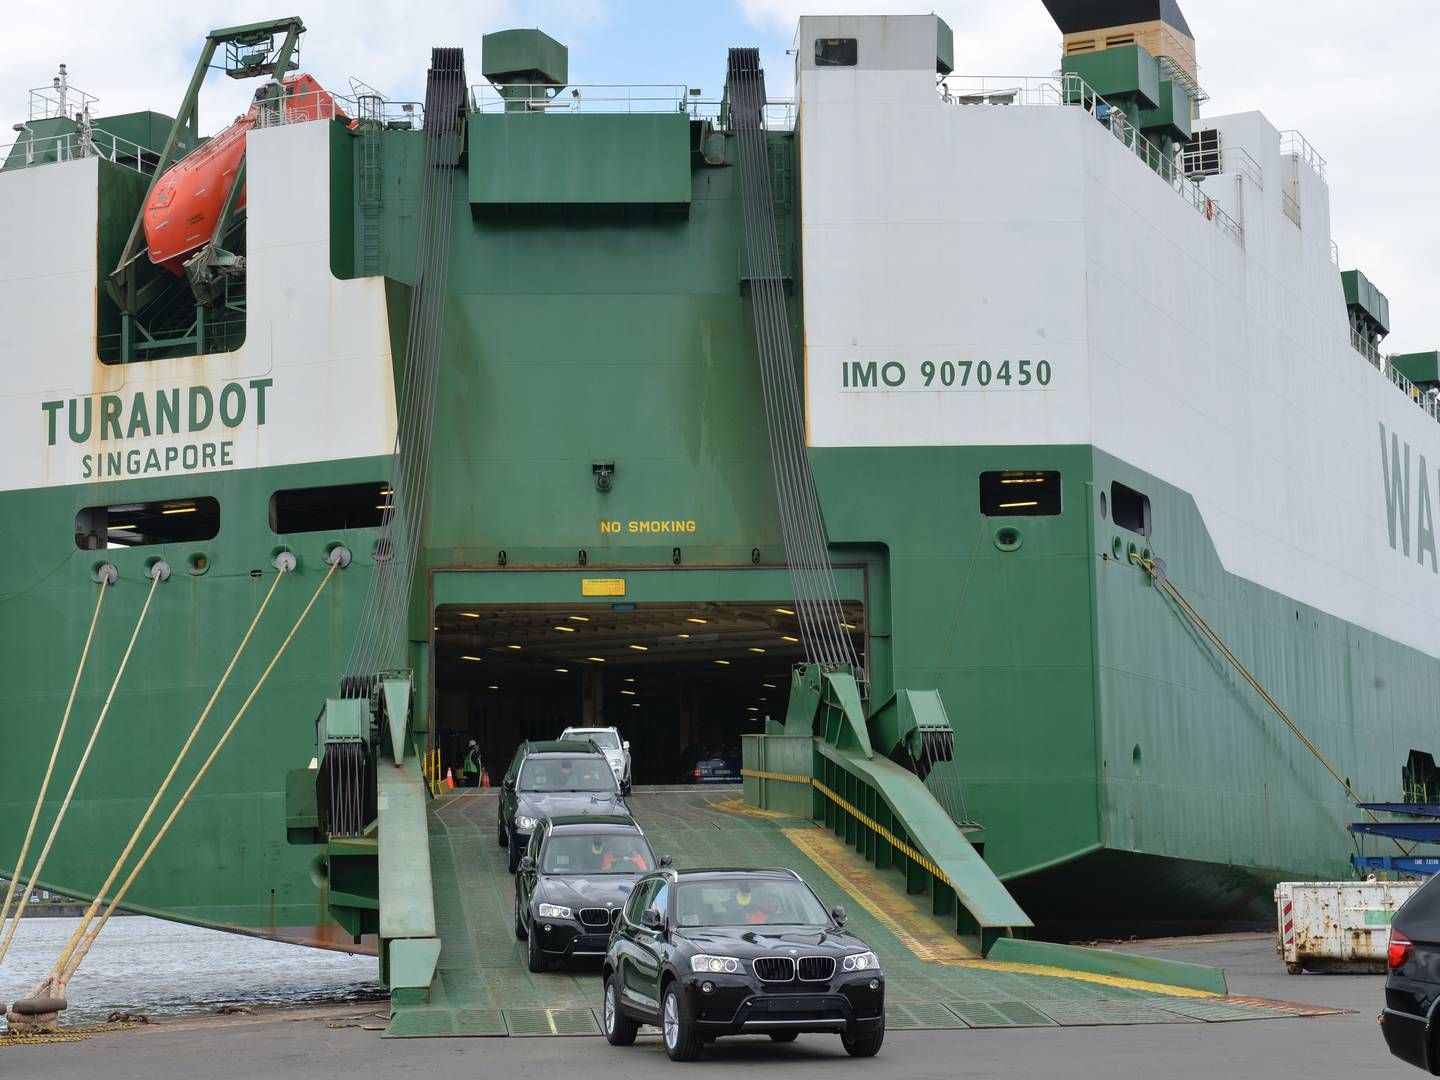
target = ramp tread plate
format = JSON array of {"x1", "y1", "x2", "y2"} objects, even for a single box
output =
[
  {"x1": 885, "y1": 1002, "x2": 969, "y2": 1030},
  {"x1": 1151, "y1": 998, "x2": 1295, "y2": 1022},
  {"x1": 454, "y1": 1008, "x2": 508, "y2": 1035},
  {"x1": 1035, "y1": 1000, "x2": 1195, "y2": 1026},
  {"x1": 504, "y1": 1008, "x2": 601, "y2": 1037},
  {"x1": 385, "y1": 1009, "x2": 457, "y2": 1038},
  {"x1": 946, "y1": 1001, "x2": 1056, "y2": 1028}
]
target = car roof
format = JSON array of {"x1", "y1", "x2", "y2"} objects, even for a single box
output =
[
  {"x1": 546, "y1": 814, "x2": 641, "y2": 830},
  {"x1": 523, "y1": 739, "x2": 603, "y2": 756},
  {"x1": 562, "y1": 726, "x2": 617, "y2": 733},
  {"x1": 661, "y1": 868, "x2": 803, "y2": 882}
]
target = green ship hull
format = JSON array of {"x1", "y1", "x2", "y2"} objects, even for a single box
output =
[{"x1": 2, "y1": 8, "x2": 1437, "y2": 958}]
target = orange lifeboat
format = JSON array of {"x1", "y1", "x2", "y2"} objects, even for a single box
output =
[{"x1": 143, "y1": 73, "x2": 350, "y2": 274}]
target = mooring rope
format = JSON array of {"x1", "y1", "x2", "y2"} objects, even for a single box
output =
[
  {"x1": 1128, "y1": 550, "x2": 1403, "y2": 852},
  {"x1": 0, "y1": 571, "x2": 159, "y2": 967},
  {"x1": 0, "y1": 578, "x2": 109, "y2": 962},
  {"x1": 54, "y1": 558, "x2": 341, "y2": 990},
  {"x1": 45, "y1": 568, "x2": 287, "y2": 985}
]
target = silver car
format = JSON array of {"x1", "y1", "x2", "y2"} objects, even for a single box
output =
[{"x1": 561, "y1": 726, "x2": 631, "y2": 792}]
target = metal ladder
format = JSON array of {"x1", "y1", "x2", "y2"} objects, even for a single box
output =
[{"x1": 357, "y1": 92, "x2": 384, "y2": 275}]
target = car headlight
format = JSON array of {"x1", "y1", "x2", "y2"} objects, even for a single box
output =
[
  {"x1": 689, "y1": 955, "x2": 743, "y2": 974},
  {"x1": 537, "y1": 904, "x2": 572, "y2": 919},
  {"x1": 841, "y1": 951, "x2": 880, "y2": 972},
  {"x1": 514, "y1": 815, "x2": 538, "y2": 830}
]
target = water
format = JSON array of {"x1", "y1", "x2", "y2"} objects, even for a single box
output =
[{"x1": 1, "y1": 916, "x2": 382, "y2": 1024}]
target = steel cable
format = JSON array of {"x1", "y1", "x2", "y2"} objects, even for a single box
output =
[
  {"x1": 727, "y1": 50, "x2": 863, "y2": 680},
  {"x1": 344, "y1": 48, "x2": 465, "y2": 689}
]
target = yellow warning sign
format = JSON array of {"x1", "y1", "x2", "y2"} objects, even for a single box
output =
[{"x1": 581, "y1": 578, "x2": 626, "y2": 597}]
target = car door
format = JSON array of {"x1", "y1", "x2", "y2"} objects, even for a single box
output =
[
  {"x1": 617, "y1": 879, "x2": 659, "y2": 1018},
  {"x1": 517, "y1": 821, "x2": 545, "y2": 926},
  {"x1": 631, "y1": 880, "x2": 670, "y2": 1012},
  {"x1": 501, "y1": 745, "x2": 525, "y2": 827}
]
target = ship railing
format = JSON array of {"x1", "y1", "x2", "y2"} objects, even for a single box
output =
[
  {"x1": 1182, "y1": 140, "x2": 1263, "y2": 189},
  {"x1": 695, "y1": 100, "x2": 795, "y2": 132},
  {"x1": 938, "y1": 75, "x2": 1068, "y2": 107},
  {"x1": 1279, "y1": 129, "x2": 1327, "y2": 180},
  {"x1": 1385, "y1": 361, "x2": 1440, "y2": 425},
  {"x1": 941, "y1": 72, "x2": 1244, "y2": 245},
  {"x1": 1352, "y1": 328, "x2": 1383, "y2": 370},
  {"x1": 469, "y1": 82, "x2": 692, "y2": 114},
  {"x1": 0, "y1": 127, "x2": 157, "y2": 175},
  {"x1": 254, "y1": 89, "x2": 424, "y2": 131}
]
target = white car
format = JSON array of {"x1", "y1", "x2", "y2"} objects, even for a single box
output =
[{"x1": 561, "y1": 726, "x2": 631, "y2": 792}]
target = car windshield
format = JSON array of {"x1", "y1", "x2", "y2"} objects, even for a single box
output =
[
  {"x1": 542, "y1": 832, "x2": 654, "y2": 875},
  {"x1": 519, "y1": 756, "x2": 617, "y2": 793},
  {"x1": 569, "y1": 730, "x2": 620, "y2": 750},
  {"x1": 674, "y1": 878, "x2": 830, "y2": 928}
]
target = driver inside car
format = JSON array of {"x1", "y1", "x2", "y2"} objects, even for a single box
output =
[{"x1": 598, "y1": 838, "x2": 648, "y2": 873}]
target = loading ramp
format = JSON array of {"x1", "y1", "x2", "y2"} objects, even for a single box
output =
[{"x1": 385, "y1": 789, "x2": 1316, "y2": 1037}]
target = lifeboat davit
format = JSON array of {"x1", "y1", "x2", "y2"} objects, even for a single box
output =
[{"x1": 143, "y1": 73, "x2": 350, "y2": 274}]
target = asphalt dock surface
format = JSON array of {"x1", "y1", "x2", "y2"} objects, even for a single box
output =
[{"x1": 2, "y1": 935, "x2": 1405, "y2": 1079}]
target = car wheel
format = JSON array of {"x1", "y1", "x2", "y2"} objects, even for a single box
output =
[
  {"x1": 841, "y1": 1015, "x2": 885, "y2": 1058},
  {"x1": 662, "y1": 984, "x2": 702, "y2": 1062},
  {"x1": 513, "y1": 890, "x2": 527, "y2": 941},
  {"x1": 526, "y1": 924, "x2": 547, "y2": 973},
  {"x1": 507, "y1": 843, "x2": 521, "y2": 874},
  {"x1": 1284, "y1": 962, "x2": 1303, "y2": 975},
  {"x1": 602, "y1": 974, "x2": 638, "y2": 1046},
  {"x1": 498, "y1": 818, "x2": 508, "y2": 848},
  {"x1": 768, "y1": 1031, "x2": 798, "y2": 1043}
]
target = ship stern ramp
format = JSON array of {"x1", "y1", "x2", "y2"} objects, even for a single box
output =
[{"x1": 750, "y1": 664, "x2": 1031, "y2": 951}]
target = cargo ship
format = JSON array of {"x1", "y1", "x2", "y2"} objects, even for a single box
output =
[{"x1": 2, "y1": 0, "x2": 1438, "y2": 1010}]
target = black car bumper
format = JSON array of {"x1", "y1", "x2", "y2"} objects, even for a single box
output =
[
  {"x1": 1382, "y1": 1007, "x2": 1435, "y2": 1072},
  {"x1": 679, "y1": 974, "x2": 885, "y2": 1037},
  {"x1": 533, "y1": 919, "x2": 612, "y2": 959}
]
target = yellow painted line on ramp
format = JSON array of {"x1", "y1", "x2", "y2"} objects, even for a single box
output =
[
  {"x1": 959, "y1": 957, "x2": 1217, "y2": 999},
  {"x1": 708, "y1": 797, "x2": 790, "y2": 819},
  {"x1": 781, "y1": 826, "x2": 1219, "y2": 999},
  {"x1": 782, "y1": 826, "x2": 978, "y2": 963}
]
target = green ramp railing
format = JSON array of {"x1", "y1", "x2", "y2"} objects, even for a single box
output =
[{"x1": 744, "y1": 664, "x2": 1031, "y2": 951}]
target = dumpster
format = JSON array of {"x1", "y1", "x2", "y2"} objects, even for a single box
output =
[{"x1": 1276, "y1": 880, "x2": 1423, "y2": 974}]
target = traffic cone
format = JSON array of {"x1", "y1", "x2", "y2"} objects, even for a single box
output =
[
  {"x1": 445, "y1": 767, "x2": 455, "y2": 790},
  {"x1": 480, "y1": 768, "x2": 491, "y2": 788}
]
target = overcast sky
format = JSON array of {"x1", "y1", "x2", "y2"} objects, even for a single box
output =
[{"x1": 5, "y1": 1, "x2": 1434, "y2": 350}]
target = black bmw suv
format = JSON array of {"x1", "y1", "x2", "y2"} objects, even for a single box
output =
[
  {"x1": 514, "y1": 814, "x2": 660, "y2": 972},
  {"x1": 602, "y1": 867, "x2": 885, "y2": 1061},
  {"x1": 1382, "y1": 874, "x2": 1440, "y2": 1070},
  {"x1": 497, "y1": 740, "x2": 627, "y2": 872}
]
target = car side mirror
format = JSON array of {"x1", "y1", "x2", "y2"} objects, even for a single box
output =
[
  {"x1": 503, "y1": 777, "x2": 515, "y2": 792},
  {"x1": 830, "y1": 905, "x2": 847, "y2": 927},
  {"x1": 659, "y1": 854, "x2": 674, "y2": 868},
  {"x1": 641, "y1": 907, "x2": 664, "y2": 931},
  {"x1": 623, "y1": 740, "x2": 631, "y2": 750},
  {"x1": 519, "y1": 856, "x2": 535, "y2": 873}
]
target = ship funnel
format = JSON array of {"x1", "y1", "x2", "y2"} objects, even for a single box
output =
[
  {"x1": 1041, "y1": 0, "x2": 1198, "y2": 88},
  {"x1": 480, "y1": 29, "x2": 568, "y2": 113}
]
